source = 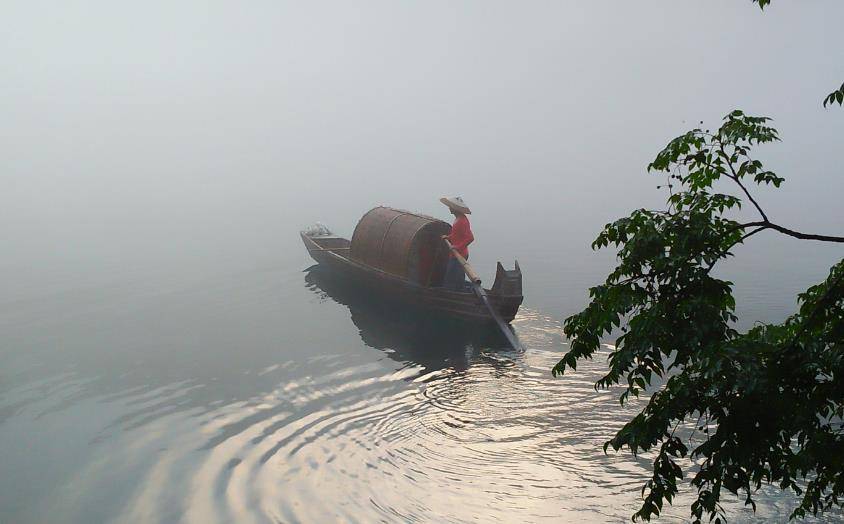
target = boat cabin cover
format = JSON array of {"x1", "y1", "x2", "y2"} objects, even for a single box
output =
[{"x1": 350, "y1": 207, "x2": 451, "y2": 287}]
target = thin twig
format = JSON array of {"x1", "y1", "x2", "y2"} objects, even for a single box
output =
[{"x1": 719, "y1": 143, "x2": 769, "y2": 222}]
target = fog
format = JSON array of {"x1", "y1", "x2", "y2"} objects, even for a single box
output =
[
  {"x1": 3, "y1": 0, "x2": 843, "y2": 312},
  {"x1": 4, "y1": 3, "x2": 844, "y2": 522}
]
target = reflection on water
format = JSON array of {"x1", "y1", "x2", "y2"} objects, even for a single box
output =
[
  {"x1": 304, "y1": 265, "x2": 512, "y2": 371},
  {"x1": 0, "y1": 265, "x2": 838, "y2": 523}
]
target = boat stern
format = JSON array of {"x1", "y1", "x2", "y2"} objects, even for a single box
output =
[
  {"x1": 489, "y1": 260, "x2": 523, "y2": 322},
  {"x1": 491, "y1": 260, "x2": 522, "y2": 297}
]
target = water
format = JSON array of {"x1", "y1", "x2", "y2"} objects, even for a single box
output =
[{"x1": 2, "y1": 224, "x2": 842, "y2": 523}]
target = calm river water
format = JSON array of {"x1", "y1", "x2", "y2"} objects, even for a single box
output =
[{"x1": 2, "y1": 215, "x2": 842, "y2": 523}]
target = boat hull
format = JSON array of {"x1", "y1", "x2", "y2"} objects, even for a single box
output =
[{"x1": 301, "y1": 233, "x2": 522, "y2": 323}]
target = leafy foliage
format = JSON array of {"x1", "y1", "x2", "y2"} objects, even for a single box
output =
[
  {"x1": 553, "y1": 111, "x2": 844, "y2": 522},
  {"x1": 824, "y1": 83, "x2": 844, "y2": 108}
]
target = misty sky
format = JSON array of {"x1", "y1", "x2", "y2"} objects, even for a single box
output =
[{"x1": 2, "y1": 1, "x2": 843, "y2": 308}]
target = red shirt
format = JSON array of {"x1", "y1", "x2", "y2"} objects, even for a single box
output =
[{"x1": 446, "y1": 214, "x2": 474, "y2": 259}]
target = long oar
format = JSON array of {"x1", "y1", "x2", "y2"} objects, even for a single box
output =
[{"x1": 443, "y1": 239, "x2": 521, "y2": 350}]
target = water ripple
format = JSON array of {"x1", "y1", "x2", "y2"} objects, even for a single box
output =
[
  {"x1": 3, "y1": 302, "x2": 837, "y2": 523},
  {"x1": 65, "y1": 311, "x2": 806, "y2": 523}
]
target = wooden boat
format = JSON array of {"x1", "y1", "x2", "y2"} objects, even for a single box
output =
[{"x1": 301, "y1": 206, "x2": 523, "y2": 323}]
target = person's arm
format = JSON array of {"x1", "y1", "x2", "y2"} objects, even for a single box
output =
[
  {"x1": 442, "y1": 227, "x2": 454, "y2": 243},
  {"x1": 443, "y1": 220, "x2": 459, "y2": 243}
]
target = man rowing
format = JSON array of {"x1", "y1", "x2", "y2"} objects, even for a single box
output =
[{"x1": 440, "y1": 196, "x2": 474, "y2": 291}]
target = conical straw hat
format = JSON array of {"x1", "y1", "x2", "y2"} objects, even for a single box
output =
[{"x1": 439, "y1": 196, "x2": 471, "y2": 214}]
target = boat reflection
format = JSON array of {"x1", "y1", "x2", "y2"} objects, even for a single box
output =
[{"x1": 304, "y1": 265, "x2": 512, "y2": 370}]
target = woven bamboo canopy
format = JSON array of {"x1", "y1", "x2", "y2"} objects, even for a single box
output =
[{"x1": 350, "y1": 207, "x2": 451, "y2": 283}]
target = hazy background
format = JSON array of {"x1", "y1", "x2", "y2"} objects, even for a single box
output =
[
  {"x1": 3, "y1": 0, "x2": 843, "y2": 317},
  {"x1": 2, "y1": 2, "x2": 844, "y2": 522}
]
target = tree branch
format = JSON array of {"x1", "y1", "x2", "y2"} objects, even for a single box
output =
[
  {"x1": 704, "y1": 226, "x2": 768, "y2": 273},
  {"x1": 719, "y1": 143, "x2": 769, "y2": 222},
  {"x1": 740, "y1": 221, "x2": 844, "y2": 243},
  {"x1": 739, "y1": 226, "x2": 767, "y2": 243}
]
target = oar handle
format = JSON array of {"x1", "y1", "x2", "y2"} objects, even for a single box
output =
[{"x1": 443, "y1": 238, "x2": 481, "y2": 284}]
